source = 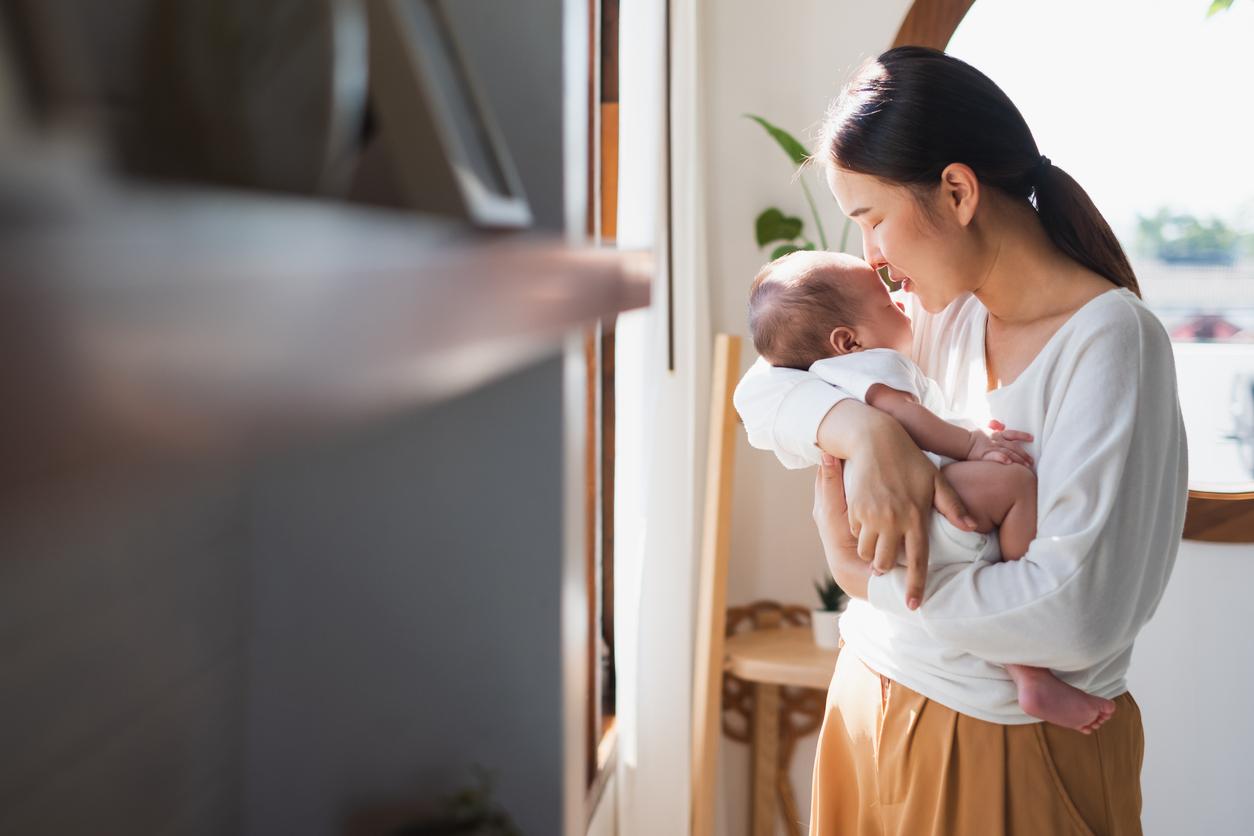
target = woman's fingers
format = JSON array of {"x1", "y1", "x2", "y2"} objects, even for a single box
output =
[
  {"x1": 903, "y1": 522, "x2": 927, "y2": 610},
  {"x1": 857, "y1": 525, "x2": 879, "y2": 564},
  {"x1": 872, "y1": 530, "x2": 901, "y2": 576}
]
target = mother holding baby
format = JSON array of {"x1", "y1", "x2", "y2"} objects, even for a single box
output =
[{"x1": 734, "y1": 47, "x2": 1187, "y2": 835}]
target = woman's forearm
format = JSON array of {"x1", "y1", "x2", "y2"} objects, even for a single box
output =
[{"x1": 829, "y1": 545, "x2": 871, "y2": 600}]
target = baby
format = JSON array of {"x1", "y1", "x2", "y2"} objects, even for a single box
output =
[{"x1": 748, "y1": 249, "x2": 1116, "y2": 734}]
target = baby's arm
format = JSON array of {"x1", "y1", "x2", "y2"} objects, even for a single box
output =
[{"x1": 865, "y1": 384, "x2": 1032, "y2": 467}]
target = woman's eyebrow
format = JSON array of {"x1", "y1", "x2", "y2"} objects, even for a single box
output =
[{"x1": 848, "y1": 206, "x2": 872, "y2": 218}]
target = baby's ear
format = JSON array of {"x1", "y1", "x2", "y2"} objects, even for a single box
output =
[{"x1": 828, "y1": 326, "x2": 859, "y2": 355}]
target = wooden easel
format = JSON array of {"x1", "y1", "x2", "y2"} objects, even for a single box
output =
[{"x1": 690, "y1": 333, "x2": 740, "y2": 836}]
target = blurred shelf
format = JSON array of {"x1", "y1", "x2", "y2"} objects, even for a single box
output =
[{"x1": 0, "y1": 170, "x2": 651, "y2": 488}]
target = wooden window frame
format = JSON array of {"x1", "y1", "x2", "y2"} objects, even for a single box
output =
[{"x1": 583, "y1": 0, "x2": 621, "y2": 824}]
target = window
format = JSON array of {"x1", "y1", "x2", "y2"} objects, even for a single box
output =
[{"x1": 948, "y1": 0, "x2": 1254, "y2": 490}]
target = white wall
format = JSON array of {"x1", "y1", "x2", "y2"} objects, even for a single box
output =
[
  {"x1": 698, "y1": 3, "x2": 913, "y2": 834},
  {"x1": 1127, "y1": 540, "x2": 1254, "y2": 836}
]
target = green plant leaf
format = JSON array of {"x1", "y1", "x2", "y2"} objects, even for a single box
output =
[
  {"x1": 769, "y1": 241, "x2": 816, "y2": 260},
  {"x1": 745, "y1": 114, "x2": 810, "y2": 166},
  {"x1": 756, "y1": 208, "x2": 804, "y2": 247},
  {"x1": 877, "y1": 265, "x2": 901, "y2": 291},
  {"x1": 814, "y1": 575, "x2": 846, "y2": 611},
  {"x1": 1208, "y1": 0, "x2": 1236, "y2": 17}
]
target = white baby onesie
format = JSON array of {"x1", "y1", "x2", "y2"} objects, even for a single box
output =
[{"x1": 808, "y1": 348, "x2": 998, "y2": 568}]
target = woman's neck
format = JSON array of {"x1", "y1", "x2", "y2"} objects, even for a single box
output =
[{"x1": 970, "y1": 197, "x2": 1106, "y2": 326}]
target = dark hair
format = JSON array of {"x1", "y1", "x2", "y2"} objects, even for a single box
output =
[
  {"x1": 818, "y1": 46, "x2": 1139, "y2": 297},
  {"x1": 748, "y1": 250, "x2": 866, "y2": 370}
]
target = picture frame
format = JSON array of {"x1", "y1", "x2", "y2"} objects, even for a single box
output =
[{"x1": 364, "y1": 0, "x2": 532, "y2": 228}]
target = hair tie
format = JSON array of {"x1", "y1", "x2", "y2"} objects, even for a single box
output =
[{"x1": 1033, "y1": 154, "x2": 1052, "y2": 183}]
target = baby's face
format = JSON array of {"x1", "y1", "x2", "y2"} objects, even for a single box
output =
[{"x1": 839, "y1": 265, "x2": 913, "y2": 354}]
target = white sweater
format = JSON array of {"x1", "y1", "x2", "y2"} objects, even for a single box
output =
[{"x1": 733, "y1": 287, "x2": 1189, "y2": 723}]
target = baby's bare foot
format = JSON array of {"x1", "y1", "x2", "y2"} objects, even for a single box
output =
[{"x1": 1016, "y1": 672, "x2": 1117, "y2": 734}]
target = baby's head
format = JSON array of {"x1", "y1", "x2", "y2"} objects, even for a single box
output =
[{"x1": 748, "y1": 250, "x2": 912, "y2": 370}]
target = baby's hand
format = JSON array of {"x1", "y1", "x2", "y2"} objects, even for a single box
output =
[{"x1": 966, "y1": 420, "x2": 1034, "y2": 467}]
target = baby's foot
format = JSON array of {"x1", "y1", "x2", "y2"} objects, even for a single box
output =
[{"x1": 1016, "y1": 672, "x2": 1117, "y2": 734}]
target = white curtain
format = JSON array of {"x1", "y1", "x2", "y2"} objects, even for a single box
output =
[{"x1": 614, "y1": 0, "x2": 710, "y2": 833}]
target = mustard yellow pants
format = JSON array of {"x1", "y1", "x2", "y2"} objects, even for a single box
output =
[{"x1": 809, "y1": 646, "x2": 1144, "y2": 836}]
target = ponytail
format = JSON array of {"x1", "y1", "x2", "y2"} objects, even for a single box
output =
[{"x1": 1034, "y1": 165, "x2": 1140, "y2": 297}]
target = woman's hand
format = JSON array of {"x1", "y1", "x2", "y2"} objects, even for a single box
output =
[{"x1": 819, "y1": 402, "x2": 975, "y2": 610}]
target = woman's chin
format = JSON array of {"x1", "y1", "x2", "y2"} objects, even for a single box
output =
[
  {"x1": 911, "y1": 285, "x2": 960, "y2": 314},
  {"x1": 916, "y1": 294, "x2": 948, "y2": 314}
]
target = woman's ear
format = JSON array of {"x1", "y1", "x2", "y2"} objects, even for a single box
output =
[
  {"x1": 828, "y1": 326, "x2": 859, "y2": 355},
  {"x1": 939, "y1": 162, "x2": 980, "y2": 228}
]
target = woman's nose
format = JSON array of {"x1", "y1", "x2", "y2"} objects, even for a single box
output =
[{"x1": 861, "y1": 234, "x2": 883, "y2": 267}]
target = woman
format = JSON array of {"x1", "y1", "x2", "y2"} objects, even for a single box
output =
[{"x1": 734, "y1": 47, "x2": 1187, "y2": 835}]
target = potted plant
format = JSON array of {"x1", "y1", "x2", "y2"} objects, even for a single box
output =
[
  {"x1": 811, "y1": 573, "x2": 847, "y2": 649},
  {"x1": 745, "y1": 115, "x2": 900, "y2": 289},
  {"x1": 391, "y1": 768, "x2": 522, "y2": 836},
  {"x1": 745, "y1": 114, "x2": 855, "y2": 258}
]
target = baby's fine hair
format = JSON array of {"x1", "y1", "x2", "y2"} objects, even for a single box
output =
[{"x1": 748, "y1": 250, "x2": 868, "y2": 370}]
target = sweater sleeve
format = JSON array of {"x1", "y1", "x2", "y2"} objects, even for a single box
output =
[
  {"x1": 732, "y1": 356, "x2": 850, "y2": 470},
  {"x1": 868, "y1": 298, "x2": 1187, "y2": 670}
]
